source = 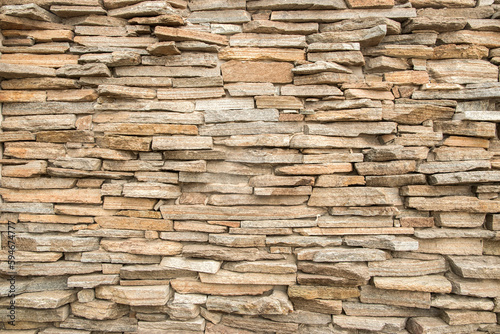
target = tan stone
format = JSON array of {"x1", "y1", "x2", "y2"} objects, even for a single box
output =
[
  {"x1": 360, "y1": 285, "x2": 431, "y2": 309},
  {"x1": 200, "y1": 269, "x2": 296, "y2": 285},
  {"x1": 155, "y1": 26, "x2": 228, "y2": 45},
  {"x1": 101, "y1": 238, "x2": 182, "y2": 256},
  {"x1": 346, "y1": 0, "x2": 394, "y2": 8},
  {"x1": 229, "y1": 33, "x2": 306, "y2": 48},
  {"x1": 71, "y1": 300, "x2": 129, "y2": 321},
  {"x1": 206, "y1": 290, "x2": 293, "y2": 315},
  {"x1": 288, "y1": 285, "x2": 360, "y2": 300},
  {"x1": 171, "y1": 278, "x2": 272, "y2": 296},
  {"x1": 374, "y1": 275, "x2": 452, "y2": 293},
  {"x1": 417, "y1": 238, "x2": 483, "y2": 255},
  {"x1": 221, "y1": 60, "x2": 293, "y2": 83},
  {"x1": 0, "y1": 188, "x2": 101, "y2": 204},
  {"x1": 407, "y1": 317, "x2": 478, "y2": 334},
  {"x1": 447, "y1": 272, "x2": 500, "y2": 298},
  {"x1": 96, "y1": 285, "x2": 170, "y2": 306},
  {"x1": 309, "y1": 187, "x2": 402, "y2": 206},
  {"x1": 95, "y1": 216, "x2": 172, "y2": 231},
  {"x1": 438, "y1": 30, "x2": 500, "y2": 48}
]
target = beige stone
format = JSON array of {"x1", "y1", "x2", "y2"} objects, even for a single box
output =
[
  {"x1": 221, "y1": 60, "x2": 293, "y2": 83},
  {"x1": 200, "y1": 269, "x2": 296, "y2": 285},
  {"x1": 406, "y1": 317, "x2": 478, "y2": 334},
  {"x1": 206, "y1": 290, "x2": 293, "y2": 315},
  {"x1": 417, "y1": 238, "x2": 483, "y2": 255},
  {"x1": 369, "y1": 258, "x2": 447, "y2": 277},
  {"x1": 360, "y1": 285, "x2": 431, "y2": 309},
  {"x1": 96, "y1": 285, "x2": 170, "y2": 306},
  {"x1": 288, "y1": 285, "x2": 360, "y2": 300},
  {"x1": 171, "y1": 278, "x2": 272, "y2": 296},
  {"x1": 101, "y1": 238, "x2": 182, "y2": 256},
  {"x1": 155, "y1": 26, "x2": 228, "y2": 45},
  {"x1": 71, "y1": 300, "x2": 128, "y2": 320},
  {"x1": 374, "y1": 275, "x2": 452, "y2": 293}
]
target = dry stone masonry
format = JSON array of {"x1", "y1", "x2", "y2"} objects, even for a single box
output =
[{"x1": 0, "y1": 0, "x2": 499, "y2": 333}]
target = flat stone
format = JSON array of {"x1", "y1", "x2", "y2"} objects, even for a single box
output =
[
  {"x1": 448, "y1": 256, "x2": 500, "y2": 279},
  {"x1": 0, "y1": 188, "x2": 102, "y2": 204},
  {"x1": 438, "y1": 30, "x2": 500, "y2": 48},
  {"x1": 307, "y1": 51, "x2": 365, "y2": 66},
  {"x1": 428, "y1": 59, "x2": 498, "y2": 84},
  {"x1": 343, "y1": 301, "x2": 438, "y2": 317},
  {"x1": 291, "y1": 298, "x2": 342, "y2": 315},
  {"x1": 161, "y1": 257, "x2": 221, "y2": 274},
  {"x1": 183, "y1": 244, "x2": 283, "y2": 261},
  {"x1": 95, "y1": 216, "x2": 172, "y2": 231},
  {"x1": 56, "y1": 63, "x2": 111, "y2": 78},
  {"x1": 310, "y1": 248, "x2": 389, "y2": 262},
  {"x1": 221, "y1": 60, "x2": 293, "y2": 83},
  {"x1": 270, "y1": 8, "x2": 416, "y2": 22},
  {"x1": 220, "y1": 315, "x2": 298, "y2": 333},
  {"x1": 431, "y1": 294, "x2": 495, "y2": 311},
  {"x1": 442, "y1": 310, "x2": 496, "y2": 326},
  {"x1": 369, "y1": 258, "x2": 446, "y2": 277},
  {"x1": 120, "y1": 265, "x2": 197, "y2": 279},
  {"x1": 414, "y1": 228, "x2": 494, "y2": 239},
  {"x1": 243, "y1": 20, "x2": 318, "y2": 34},
  {"x1": 308, "y1": 25, "x2": 387, "y2": 47},
  {"x1": 0, "y1": 63, "x2": 55, "y2": 78},
  {"x1": 360, "y1": 285, "x2": 431, "y2": 309},
  {"x1": 67, "y1": 274, "x2": 120, "y2": 289},
  {"x1": 0, "y1": 290, "x2": 75, "y2": 309},
  {"x1": 374, "y1": 275, "x2": 452, "y2": 293},
  {"x1": 96, "y1": 285, "x2": 170, "y2": 306},
  {"x1": 447, "y1": 272, "x2": 500, "y2": 298},
  {"x1": 417, "y1": 238, "x2": 483, "y2": 256},
  {"x1": 0, "y1": 305, "x2": 69, "y2": 322},
  {"x1": 433, "y1": 212, "x2": 484, "y2": 228},
  {"x1": 171, "y1": 278, "x2": 272, "y2": 296},
  {"x1": 101, "y1": 238, "x2": 182, "y2": 256},
  {"x1": 206, "y1": 290, "x2": 293, "y2": 315},
  {"x1": 406, "y1": 317, "x2": 479, "y2": 334},
  {"x1": 13, "y1": 233, "x2": 99, "y2": 252},
  {"x1": 199, "y1": 270, "x2": 296, "y2": 285},
  {"x1": 247, "y1": 0, "x2": 346, "y2": 10},
  {"x1": 309, "y1": 187, "x2": 402, "y2": 206},
  {"x1": 59, "y1": 316, "x2": 138, "y2": 332},
  {"x1": 344, "y1": 235, "x2": 418, "y2": 251},
  {"x1": 333, "y1": 315, "x2": 406, "y2": 332},
  {"x1": 155, "y1": 26, "x2": 228, "y2": 46},
  {"x1": 364, "y1": 145, "x2": 429, "y2": 161},
  {"x1": 0, "y1": 261, "x2": 101, "y2": 277},
  {"x1": 384, "y1": 103, "x2": 455, "y2": 125},
  {"x1": 0, "y1": 276, "x2": 67, "y2": 298},
  {"x1": 288, "y1": 285, "x2": 360, "y2": 300},
  {"x1": 223, "y1": 260, "x2": 297, "y2": 274},
  {"x1": 71, "y1": 300, "x2": 128, "y2": 321},
  {"x1": 230, "y1": 33, "x2": 306, "y2": 48},
  {"x1": 263, "y1": 310, "x2": 332, "y2": 325}
]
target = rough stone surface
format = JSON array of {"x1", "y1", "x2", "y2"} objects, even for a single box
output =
[{"x1": 0, "y1": 1, "x2": 498, "y2": 332}]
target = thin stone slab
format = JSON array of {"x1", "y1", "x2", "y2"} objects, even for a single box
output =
[
  {"x1": 360, "y1": 285, "x2": 431, "y2": 309},
  {"x1": 206, "y1": 290, "x2": 293, "y2": 315},
  {"x1": 0, "y1": 290, "x2": 75, "y2": 309},
  {"x1": 288, "y1": 285, "x2": 360, "y2": 300},
  {"x1": 373, "y1": 275, "x2": 452, "y2": 293},
  {"x1": 270, "y1": 8, "x2": 416, "y2": 22},
  {"x1": 13, "y1": 233, "x2": 99, "y2": 252},
  {"x1": 96, "y1": 285, "x2": 170, "y2": 306},
  {"x1": 431, "y1": 294, "x2": 495, "y2": 311},
  {"x1": 101, "y1": 238, "x2": 182, "y2": 256},
  {"x1": 448, "y1": 256, "x2": 500, "y2": 279},
  {"x1": 59, "y1": 316, "x2": 138, "y2": 332},
  {"x1": 406, "y1": 317, "x2": 479, "y2": 334},
  {"x1": 199, "y1": 270, "x2": 296, "y2": 285},
  {"x1": 369, "y1": 258, "x2": 446, "y2": 277},
  {"x1": 161, "y1": 257, "x2": 221, "y2": 274},
  {"x1": 183, "y1": 244, "x2": 283, "y2": 261},
  {"x1": 310, "y1": 248, "x2": 389, "y2": 262},
  {"x1": 332, "y1": 315, "x2": 406, "y2": 332},
  {"x1": 67, "y1": 274, "x2": 120, "y2": 288}
]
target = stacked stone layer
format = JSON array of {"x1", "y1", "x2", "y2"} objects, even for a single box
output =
[{"x1": 0, "y1": 0, "x2": 500, "y2": 333}]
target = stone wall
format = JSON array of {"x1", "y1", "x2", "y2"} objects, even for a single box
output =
[{"x1": 0, "y1": 0, "x2": 500, "y2": 333}]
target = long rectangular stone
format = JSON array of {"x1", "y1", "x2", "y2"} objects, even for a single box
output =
[
  {"x1": 152, "y1": 136, "x2": 213, "y2": 150},
  {"x1": 161, "y1": 205, "x2": 325, "y2": 220},
  {"x1": 221, "y1": 60, "x2": 293, "y2": 83},
  {"x1": 200, "y1": 270, "x2": 296, "y2": 285},
  {"x1": 374, "y1": 275, "x2": 452, "y2": 293},
  {"x1": 200, "y1": 122, "x2": 302, "y2": 136},
  {"x1": 0, "y1": 188, "x2": 102, "y2": 204},
  {"x1": 290, "y1": 134, "x2": 380, "y2": 148},
  {"x1": 360, "y1": 285, "x2": 431, "y2": 309},
  {"x1": 309, "y1": 187, "x2": 402, "y2": 206},
  {"x1": 407, "y1": 196, "x2": 500, "y2": 213},
  {"x1": 270, "y1": 8, "x2": 416, "y2": 22},
  {"x1": 369, "y1": 258, "x2": 447, "y2": 277},
  {"x1": 417, "y1": 238, "x2": 483, "y2": 255},
  {"x1": 219, "y1": 47, "x2": 305, "y2": 61},
  {"x1": 95, "y1": 216, "x2": 173, "y2": 231},
  {"x1": 155, "y1": 26, "x2": 228, "y2": 45}
]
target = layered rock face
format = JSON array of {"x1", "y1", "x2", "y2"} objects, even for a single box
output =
[{"x1": 0, "y1": 0, "x2": 500, "y2": 333}]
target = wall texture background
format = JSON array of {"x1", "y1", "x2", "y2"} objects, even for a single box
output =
[{"x1": 0, "y1": 0, "x2": 500, "y2": 333}]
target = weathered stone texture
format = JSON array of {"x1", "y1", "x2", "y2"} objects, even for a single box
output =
[{"x1": 0, "y1": 0, "x2": 498, "y2": 331}]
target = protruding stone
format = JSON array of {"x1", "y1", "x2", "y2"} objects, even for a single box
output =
[
  {"x1": 96, "y1": 285, "x2": 170, "y2": 306},
  {"x1": 206, "y1": 290, "x2": 293, "y2": 315}
]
